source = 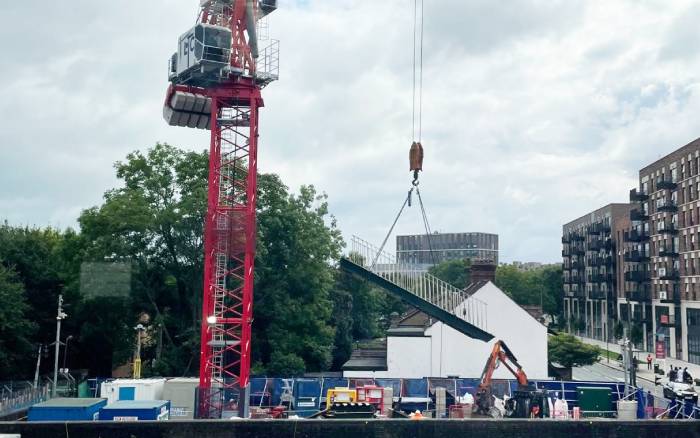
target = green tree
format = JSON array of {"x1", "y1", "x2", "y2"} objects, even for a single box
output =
[
  {"x1": 78, "y1": 143, "x2": 208, "y2": 376},
  {"x1": 77, "y1": 144, "x2": 344, "y2": 376},
  {"x1": 428, "y1": 259, "x2": 471, "y2": 289},
  {"x1": 494, "y1": 264, "x2": 563, "y2": 317},
  {"x1": 548, "y1": 333, "x2": 600, "y2": 368},
  {"x1": 630, "y1": 323, "x2": 643, "y2": 347},
  {"x1": 0, "y1": 263, "x2": 37, "y2": 379},
  {"x1": 0, "y1": 224, "x2": 76, "y2": 379},
  {"x1": 613, "y1": 320, "x2": 624, "y2": 340},
  {"x1": 251, "y1": 174, "x2": 343, "y2": 375}
]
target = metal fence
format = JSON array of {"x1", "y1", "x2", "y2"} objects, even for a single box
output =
[{"x1": 0, "y1": 383, "x2": 50, "y2": 418}]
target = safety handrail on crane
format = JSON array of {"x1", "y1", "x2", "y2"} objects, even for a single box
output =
[{"x1": 348, "y1": 235, "x2": 488, "y2": 333}]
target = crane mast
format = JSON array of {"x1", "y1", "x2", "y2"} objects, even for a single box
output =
[{"x1": 163, "y1": 0, "x2": 279, "y2": 419}]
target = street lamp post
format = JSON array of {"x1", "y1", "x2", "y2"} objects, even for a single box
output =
[
  {"x1": 52, "y1": 295, "x2": 67, "y2": 397},
  {"x1": 133, "y1": 324, "x2": 145, "y2": 379}
]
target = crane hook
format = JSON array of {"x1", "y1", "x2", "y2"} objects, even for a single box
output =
[{"x1": 409, "y1": 141, "x2": 424, "y2": 186}]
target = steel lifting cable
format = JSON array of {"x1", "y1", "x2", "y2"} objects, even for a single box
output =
[
  {"x1": 416, "y1": 188, "x2": 438, "y2": 266},
  {"x1": 372, "y1": 188, "x2": 413, "y2": 268},
  {"x1": 411, "y1": 0, "x2": 424, "y2": 143},
  {"x1": 374, "y1": 0, "x2": 435, "y2": 268}
]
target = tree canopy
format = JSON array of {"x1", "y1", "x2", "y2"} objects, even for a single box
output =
[
  {"x1": 0, "y1": 143, "x2": 369, "y2": 379},
  {"x1": 548, "y1": 333, "x2": 600, "y2": 368},
  {"x1": 495, "y1": 264, "x2": 562, "y2": 317},
  {"x1": 0, "y1": 262, "x2": 37, "y2": 379}
]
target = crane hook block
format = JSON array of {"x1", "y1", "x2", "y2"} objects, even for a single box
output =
[{"x1": 409, "y1": 141, "x2": 424, "y2": 172}]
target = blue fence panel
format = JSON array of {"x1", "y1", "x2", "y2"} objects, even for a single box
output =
[
  {"x1": 270, "y1": 378, "x2": 294, "y2": 407},
  {"x1": 375, "y1": 379, "x2": 401, "y2": 398},
  {"x1": 250, "y1": 378, "x2": 271, "y2": 407},
  {"x1": 402, "y1": 379, "x2": 428, "y2": 398}
]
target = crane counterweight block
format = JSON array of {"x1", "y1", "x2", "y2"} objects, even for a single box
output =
[{"x1": 163, "y1": 85, "x2": 213, "y2": 130}]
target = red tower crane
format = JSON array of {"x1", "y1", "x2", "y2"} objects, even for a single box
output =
[{"x1": 163, "y1": 0, "x2": 279, "y2": 419}]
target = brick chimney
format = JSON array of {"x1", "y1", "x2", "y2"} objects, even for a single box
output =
[{"x1": 469, "y1": 260, "x2": 497, "y2": 283}]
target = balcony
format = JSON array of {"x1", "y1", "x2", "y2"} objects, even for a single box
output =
[
  {"x1": 624, "y1": 229, "x2": 649, "y2": 242},
  {"x1": 632, "y1": 313, "x2": 651, "y2": 324},
  {"x1": 588, "y1": 258, "x2": 603, "y2": 267},
  {"x1": 660, "y1": 290, "x2": 681, "y2": 304},
  {"x1": 630, "y1": 209, "x2": 649, "y2": 222},
  {"x1": 573, "y1": 290, "x2": 587, "y2": 299},
  {"x1": 657, "y1": 200, "x2": 678, "y2": 213},
  {"x1": 587, "y1": 240, "x2": 604, "y2": 252},
  {"x1": 659, "y1": 248, "x2": 679, "y2": 258},
  {"x1": 571, "y1": 260, "x2": 584, "y2": 270},
  {"x1": 588, "y1": 274, "x2": 602, "y2": 283},
  {"x1": 658, "y1": 223, "x2": 679, "y2": 235},
  {"x1": 656, "y1": 179, "x2": 678, "y2": 191},
  {"x1": 562, "y1": 250, "x2": 571, "y2": 258},
  {"x1": 630, "y1": 188, "x2": 649, "y2": 202},
  {"x1": 627, "y1": 290, "x2": 651, "y2": 302},
  {"x1": 625, "y1": 270, "x2": 650, "y2": 282},
  {"x1": 572, "y1": 248, "x2": 586, "y2": 256},
  {"x1": 562, "y1": 236, "x2": 571, "y2": 244},
  {"x1": 589, "y1": 289, "x2": 607, "y2": 300},
  {"x1": 624, "y1": 250, "x2": 650, "y2": 263},
  {"x1": 659, "y1": 270, "x2": 680, "y2": 281},
  {"x1": 571, "y1": 234, "x2": 585, "y2": 241}
]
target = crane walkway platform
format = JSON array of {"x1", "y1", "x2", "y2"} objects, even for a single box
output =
[{"x1": 339, "y1": 236, "x2": 493, "y2": 342}]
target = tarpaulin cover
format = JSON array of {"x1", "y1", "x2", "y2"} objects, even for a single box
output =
[
  {"x1": 402, "y1": 379, "x2": 428, "y2": 398},
  {"x1": 374, "y1": 379, "x2": 401, "y2": 396}
]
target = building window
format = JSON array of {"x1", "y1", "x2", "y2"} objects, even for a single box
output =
[{"x1": 687, "y1": 309, "x2": 700, "y2": 365}]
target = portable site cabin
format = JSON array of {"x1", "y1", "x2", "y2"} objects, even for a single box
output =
[
  {"x1": 99, "y1": 378, "x2": 166, "y2": 404},
  {"x1": 162, "y1": 377, "x2": 198, "y2": 420},
  {"x1": 28, "y1": 398, "x2": 107, "y2": 422},
  {"x1": 99, "y1": 400, "x2": 170, "y2": 421}
]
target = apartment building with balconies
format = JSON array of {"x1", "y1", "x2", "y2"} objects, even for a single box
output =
[
  {"x1": 562, "y1": 203, "x2": 633, "y2": 342},
  {"x1": 628, "y1": 137, "x2": 700, "y2": 362}
]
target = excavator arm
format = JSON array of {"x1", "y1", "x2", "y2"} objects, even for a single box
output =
[{"x1": 475, "y1": 340, "x2": 529, "y2": 416}]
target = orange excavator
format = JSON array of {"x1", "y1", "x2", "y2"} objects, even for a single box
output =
[{"x1": 475, "y1": 340, "x2": 546, "y2": 418}]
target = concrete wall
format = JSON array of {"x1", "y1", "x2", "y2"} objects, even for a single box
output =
[{"x1": 3, "y1": 419, "x2": 700, "y2": 438}]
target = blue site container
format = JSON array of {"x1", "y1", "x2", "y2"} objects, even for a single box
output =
[
  {"x1": 28, "y1": 398, "x2": 107, "y2": 422},
  {"x1": 99, "y1": 400, "x2": 170, "y2": 421}
]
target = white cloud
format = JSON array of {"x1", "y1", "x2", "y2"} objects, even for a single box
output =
[{"x1": 1, "y1": 0, "x2": 699, "y2": 263}]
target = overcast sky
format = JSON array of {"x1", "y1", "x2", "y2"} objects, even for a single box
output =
[{"x1": 1, "y1": 0, "x2": 700, "y2": 263}]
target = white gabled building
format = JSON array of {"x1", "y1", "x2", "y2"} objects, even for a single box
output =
[{"x1": 343, "y1": 280, "x2": 548, "y2": 379}]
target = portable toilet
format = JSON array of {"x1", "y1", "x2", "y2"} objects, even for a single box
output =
[
  {"x1": 28, "y1": 398, "x2": 107, "y2": 422},
  {"x1": 162, "y1": 378, "x2": 198, "y2": 420},
  {"x1": 100, "y1": 378, "x2": 166, "y2": 403},
  {"x1": 99, "y1": 400, "x2": 170, "y2": 421}
]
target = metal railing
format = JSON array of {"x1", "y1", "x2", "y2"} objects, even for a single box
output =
[
  {"x1": 348, "y1": 236, "x2": 487, "y2": 332},
  {"x1": 0, "y1": 383, "x2": 50, "y2": 418},
  {"x1": 256, "y1": 39, "x2": 279, "y2": 85}
]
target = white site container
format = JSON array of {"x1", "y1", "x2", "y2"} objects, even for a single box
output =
[
  {"x1": 162, "y1": 378, "x2": 199, "y2": 420},
  {"x1": 617, "y1": 400, "x2": 637, "y2": 420},
  {"x1": 100, "y1": 378, "x2": 166, "y2": 404}
]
